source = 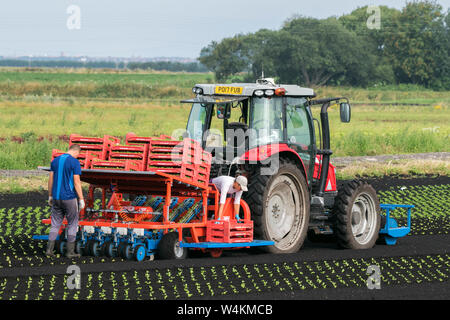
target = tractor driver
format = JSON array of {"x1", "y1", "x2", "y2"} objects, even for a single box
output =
[{"x1": 211, "y1": 175, "x2": 248, "y2": 220}]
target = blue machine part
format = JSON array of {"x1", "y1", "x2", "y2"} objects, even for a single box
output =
[
  {"x1": 149, "y1": 196, "x2": 163, "y2": 210},
  {"x1": 185, "y1": 201, "x2": 203, "y2": 223},
  {"x1": 169, "y1": 197, "x2": 179, "y2": 209},
  {"x1": 170, "y1": 198, "x2": 195, "y2": 222},
  {"x1": 379, "y1": 203, "x2": 414, "y2": 245},
  {"x1": 150, "y1": 197, "x2": 181, "y2": 222},
  {"x1": 180, "y1": 239, "x2": 275, "y2": 249},
  {"x1": 33, "y1": 235, "x2": 50, "y2": 241},
  {"x1": 132, "y1": 195, "x2": 147, "y2": 206},
  {"x1": 134, "y1": 245, "x2": 146, "y2": 262}
]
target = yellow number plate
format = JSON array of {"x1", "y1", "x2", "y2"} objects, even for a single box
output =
[{"x1": 215, "y1": 86, "x2": 243, "y2": 95}]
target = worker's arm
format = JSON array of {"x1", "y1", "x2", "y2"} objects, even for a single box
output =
[
  {"x1": 234, "y1": 190, "x2": 243, "y2": 219},
  {"x1": 216, "y1": 180, "x2": 231, "y2": 220},
  {"x1": 73, "y1": 175, "x2": 83, "y2": 200},
  {"x1": 234, "y1": 204, "x2": 240, "y2": 217},
  {"x1": 48, "y1": 171, "x2": 54, "y2": 206},
  {"x1": 73, "y1": 175, "x2": 84, "y2": 210},
  {"x1": 217, "y1": 203, "x2": 225, "y2": 220}
]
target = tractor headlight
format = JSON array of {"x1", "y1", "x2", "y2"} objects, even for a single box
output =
[
  {"x1": 265, "y1": 89, "x2": 274, "y2": 96},
  {"x1": 195, "y1": 87, "x2": 203, "y2": 94},
  {"x1": 254, "y1": 90, "x2": 264, "y2": 97}
]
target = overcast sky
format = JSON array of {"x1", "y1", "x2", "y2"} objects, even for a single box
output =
[{"x1": 0, "y1": 0, "x2": 449, "y2": 58}]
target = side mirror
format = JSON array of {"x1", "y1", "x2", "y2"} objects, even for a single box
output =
[{"x1": 340, "y1": 103, "x2": 351, "y2": 123}]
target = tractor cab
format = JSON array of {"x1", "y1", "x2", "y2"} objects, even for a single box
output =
[{"x1": 182, "y1": 79, "x2": 320, "y2": 179}]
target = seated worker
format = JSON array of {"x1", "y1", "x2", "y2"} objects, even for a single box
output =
[{"x1": 211, "y1": 175, "x2": 248, "y2": 220}]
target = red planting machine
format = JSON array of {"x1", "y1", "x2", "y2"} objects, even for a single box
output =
[{"x1": 36, "y1": 133, "x2": 273, "y2": 261}]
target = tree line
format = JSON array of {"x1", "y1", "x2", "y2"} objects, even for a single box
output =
[
  {"x1": 0, "y1": 59, "x2": 208, "y2": 73},
  {"x1": 199, "y1": 1, "x2": 450, "y2": 90}
]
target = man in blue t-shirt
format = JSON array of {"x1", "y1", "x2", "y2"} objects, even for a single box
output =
[{"x1": 46, "y1": 144, "x2": 85, "y2": 258}]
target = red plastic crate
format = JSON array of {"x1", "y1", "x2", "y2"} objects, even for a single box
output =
[
  {"x1": 69, "y1": 134, "x2": 120, "y2": 160},
  {"x1": 179, "y1": 139, "x2": 212, "y2": 187},
  {"x1": 109, "y1": 144, "x2": 149, "y2": 167},
  {"x1": 91, "y1": 159, "x2": 144, "y2": 171},
  {"x1": 206, "y1": 219, "x2": 253, "y2": 243},
  {"x1": 125, "y1": 132, "x2": 176, "y2": 146},
  {"x1": 146, "y1": 138, "x2": 212, "y2": 188}
]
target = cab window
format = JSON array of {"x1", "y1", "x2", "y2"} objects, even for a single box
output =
[{"x1": 285, "y1": 98, "x2": 311, "y2": 148}]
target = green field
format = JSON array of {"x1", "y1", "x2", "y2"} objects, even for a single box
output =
[{"x1": 0, "y1": 68, "x2": 448, "y2": 171}]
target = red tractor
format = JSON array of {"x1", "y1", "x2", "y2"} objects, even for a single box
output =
[
  {"x1": 35, "y1": 78, "x2": 411, "y2": 260},
  {"x1": 182, "y1": 78, "x2": 382, "y2": 254}
]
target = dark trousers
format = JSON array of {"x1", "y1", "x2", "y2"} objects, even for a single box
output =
[{"x1": 49, "y1": 199, "x2": 79, "y2": 242}]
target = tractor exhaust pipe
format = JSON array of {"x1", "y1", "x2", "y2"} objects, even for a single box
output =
[
  {"x1": 318, "y1": 102, "x2": 332, "y2": 197},
  {"x1": 309, "y1": 97, "x2": 344, "y2": 197}
]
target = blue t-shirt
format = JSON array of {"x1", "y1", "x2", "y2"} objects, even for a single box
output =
[{"x1": 50, "y1": 154, "x2": 82, "y2": 200}]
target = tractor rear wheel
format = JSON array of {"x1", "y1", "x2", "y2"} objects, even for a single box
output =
[
  {"x1": 333, "y1": 180, "x2": 381, "y2": 249},
  {"x1": 244, "y1": 158, "x2": 310, "y2": 254}
]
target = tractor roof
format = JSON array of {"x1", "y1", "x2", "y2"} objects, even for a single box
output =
[{"x1": 192, "y1": 79, "x2": 316, "y2": 98}]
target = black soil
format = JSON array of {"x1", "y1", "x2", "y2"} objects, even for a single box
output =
[
  {"x1": 0, "y1": 175, "x2": 449, "y2": 300},
  {"x1": 2, "y1": 175, "x2": 448, "y2": 208}
]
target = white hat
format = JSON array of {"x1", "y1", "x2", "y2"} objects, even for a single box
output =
[{"x1": 235, "y1": 176, "x2": 248, "y2": 192}]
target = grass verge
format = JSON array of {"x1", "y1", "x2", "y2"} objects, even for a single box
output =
[
  {"x1": 0, "y1": 176, "x2": 90, "y2": 194},
  {"x1": 335, "y1": 159, "x2": 450, "y2": 180}
]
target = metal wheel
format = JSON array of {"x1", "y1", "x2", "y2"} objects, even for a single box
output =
[
  {"x1": 266, "y1": 174, "x2": 302, "y2": 243},
  {"x1": 351, "y1": 192, "x2": 378, "y2": 246},
  {"x1": 158, "y1": 232, "x2": 187, "y2": 260},
  {"x1": 133, "y1": 245, "x2": 146, "y2": 262},
  {"x1": 254, "y1": 159, "x2": 310, "y2": 254}
]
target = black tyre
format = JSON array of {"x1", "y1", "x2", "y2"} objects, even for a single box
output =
[
  {"x1": 333, "y1": 180, "x2": 381, "y2": 249},
  {"x1": 243, "y1": 158, "x2": 310, "y2": 254},
  {"x1": 117, "y1": 242, "x2": 127, "y2": 259},
  {"x1": 158, "y1": 232, "x2": 187, "y2": 260},
  {"x1": 121, "y1": 244, "x2": 134, "y2": 260},
  {"x1": 88, "y1": 240, "x2": 102, "y2": 257},
  {"x1": 103, "y1": 241, "x2": 117, "y2": 258},
  {"x1": 75, "y1": 241, "x2": 84, "y2": 255}
]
